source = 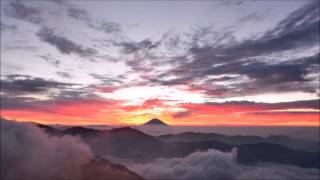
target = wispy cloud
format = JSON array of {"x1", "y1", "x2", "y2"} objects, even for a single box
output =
[
  {"x1": 37, "y1": 27, "x2": 98, "y2": 57},
  {"x1": 4, "y1": 1, "x2": 43, "y2": 24}
]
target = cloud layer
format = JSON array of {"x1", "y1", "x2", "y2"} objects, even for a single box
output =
[
  {"x1": 1, "y1": 119, "x2": 93, "y2": 180},
  {"x1": 129, "y1": 148, "x2": 319, "y2": 180}
]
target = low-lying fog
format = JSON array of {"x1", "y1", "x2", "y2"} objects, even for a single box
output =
[
  {"x1": 59, "y1": 125, "x2": 319, "y2": 141},
  {"x1": 134, "y1": 126, "x2": 320, "y2": 141}
]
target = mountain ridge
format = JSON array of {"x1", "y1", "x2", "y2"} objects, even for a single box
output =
[{"x1": 29, "y1": 120, "x2": 320, "y2": 168}]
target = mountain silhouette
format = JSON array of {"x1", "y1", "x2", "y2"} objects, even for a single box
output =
[
  {"x1": 158, "y1": 132, "x2": 319, "y2": 152},
  {"x1": 63, "y1": 126, "x2": 103, "y2": 139},
  {"x1": 34, "y1": 122, "x2": 320, "y2": 168},
  {"x1": 143, "y1": 118, "x2": 168, "y2": 126},
  {"x1": 83, "y1": 156, "x2": 145, "y2": 180}
]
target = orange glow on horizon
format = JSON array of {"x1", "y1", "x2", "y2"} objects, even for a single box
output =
[
  {"x1": 1, "y1": 74, "x2": 319, "y2": 127},
  {"x1": 1, "y1": 100, "x2": 319, "y2": 126}
]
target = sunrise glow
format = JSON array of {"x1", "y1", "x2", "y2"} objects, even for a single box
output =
[{"x1": 0, "y1": 0, "x2": 319, "y2": 126}]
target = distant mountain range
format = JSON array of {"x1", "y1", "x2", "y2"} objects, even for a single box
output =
[
  {"x1": 36, "y1": 122, "x2": 320, "y2": 169},
  {"x1": 2, "y1": 119, "x2": 145, "y2": 180},
  {"x1": 142, "y1": 118, "x2": 169, "y2": 126},
  {"x1": 158, "y1": 132, "x2": 320, "y2": 152}
]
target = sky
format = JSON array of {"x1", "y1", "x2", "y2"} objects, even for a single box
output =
[{"x1": 0, "y1": 0, "x2": 319, "y2": 126}]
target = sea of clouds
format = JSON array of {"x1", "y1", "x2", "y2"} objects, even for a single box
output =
[
  {"x1": 1, "y1": 120, "x2": 319, "y2": 180},
  {"x1": 128, "y1": 148, "x2": 319, "y2": 180}
]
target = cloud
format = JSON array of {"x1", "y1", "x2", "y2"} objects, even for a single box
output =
[
  {"x1": 205, "y1": 99, "x2": 320, "y2": 110},
  {"x1": 0, "y1": 119, "x2": 93, "y2": 180},
  {"x1": 37, "y1": 27, "x2": 98, "y2": 57},
  {"x1": 220, "y1": 0, "x2": 245, "y2": 6},
  {"x1": 249, "y1": 111, "x2": 320, "y2": 115},
  {"x1": 1, "y1": 87, "x2": 103, "y2": 111},
  {"x1": 237, "y1": 164, "x2": 320, "y2": 180},
  {"x1": 190, "y1": 99, "x2": 320, "y2": 115},
  {"x1": 128, "y1": 148, "x2": 319, "y2": 180},
  {"x1": 67, "y1": 6, "x2": 122, "y2": 34},
  {"x1": 120, "y1": 99, "x2": 170, "y2": 112},
  {"x1": 67, "y1": 6, "x2": 90, "y2": 22},
  {"x1": 57, "y1": 71, "x2": 72, "y2": 79},
  {"x1": 148, "y1": 1, "x2": 319, "y2": 97},
  {"x1": 238, "y1": 62, "x2": 309, "y2": 84},
  {"x1": 0, "y1": 23, "x2": 18, "y2": 32},
  {"x1": 167, "y1": 99, "x2": 320, "y2": 123},
  {"x1": 0, "y1": 96, "x2": 40, "y2": 110},
  {"x1": 4, "y1": 1, "x2": 42, "y2": 24},
  {"x1": 91, "y1": 21, "x2": 122, "y2": 34},
  {"x1": 172, "y1": 110, "x2": 192, "y2": 118},
  {"x1": 238, "y1": 11, "x2": 269, "y2": 22},
  {"x1": 0, "y1": 74, "x2": 105, "y2": 113},
  {"x1": 90, "y1": 73, "x2": 123, "y2": 85},
  {"x1": 266, "y1": 0, "x2": 319, "y2": 38},
  {"x1": 129, "y1": 148, "x2": 238, "y2": 180},
  {"x1": 1, "y1": 119, "x2": 148, "y2": 180},
  {"x1": 0, "y1": 75, "x2": 75, "y2": 94},
  {"x1": 115, "y1": 39, "x2": 160, "y2": 54},
  {"x1": 96, "y1": 86, "x2": 121, "y2": 93},
  {"x1": 37, "y1": 54, "x2": 61, "y2": 68},
  {"x1": 146, "y1": 1, "x2": 319, "y2": 96},
  {"x1": 0, "y1": 75, "x2": 123, "y2": 122}
]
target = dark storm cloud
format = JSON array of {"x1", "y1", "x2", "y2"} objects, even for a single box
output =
[
  {"x1": 4, "y1": 1, "x2": 42, "y2": 24},
  {"x1": 0, "y1": 75, "x2": 76, "y2": 94},
  {"x1": 37, "y1": 27, "x2": 98, "y2": 57}
]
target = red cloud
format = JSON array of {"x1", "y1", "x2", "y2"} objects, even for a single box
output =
[{"x1": 97, "y1": 86, "x2": 119, "y2": 93}]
